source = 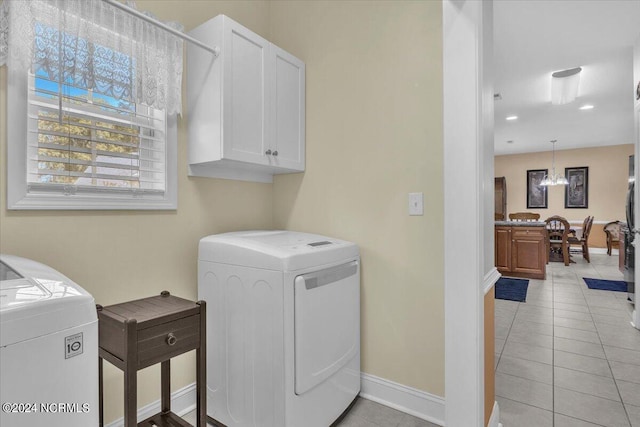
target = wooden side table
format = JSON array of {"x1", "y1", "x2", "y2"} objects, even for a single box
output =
[{"x1": 97, "y1": 291, "x2": 206, "y2": 427}]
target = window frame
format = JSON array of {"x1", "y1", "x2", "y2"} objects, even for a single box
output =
[{"x1": 7, "y1": 61, "x2": 178, "y2": 211}]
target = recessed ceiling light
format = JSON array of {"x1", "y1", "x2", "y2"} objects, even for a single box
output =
[
  {"x1": 506, "y1": 115, "x2": 518, "y2": 121},
  {"x1": 579, "y1": 104, "x2": 594, "y2": 110}
]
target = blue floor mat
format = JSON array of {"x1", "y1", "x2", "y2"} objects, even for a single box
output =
[
  {"x1": 583, "y1": 277, "x2": 628, "y2": 292},
  {"x1": 495, "y1": 277, "x2": 529, "y2": 302}
]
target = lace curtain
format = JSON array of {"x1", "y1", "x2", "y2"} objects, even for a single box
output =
[{"x1": 0, "y1": 0, "x2": 184, "y2": 115}]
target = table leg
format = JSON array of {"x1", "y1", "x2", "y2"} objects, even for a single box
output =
[
  {"x1": 124, "y1": 319, "x2": 138, "y2": 427},
  {"x1": 124, "y1": 364, "x2": 137, "y2": 426},
  {"x1": 197, "y1": 301, "x2": 207, "y2": 427},
  {"x1": 161, "y1": 360, "x2": 171, "y2": 414},
  {"x1": 99, "y1": 356, "x2": 103, "y2": 427}
]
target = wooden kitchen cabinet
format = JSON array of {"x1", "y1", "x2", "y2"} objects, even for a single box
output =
[
  {"x1": 495, "y1": 224, "x2": 546, "y2": 279},
  {"x1": 495, "y1": 177, "x2": 507, "y2": 220},
  {"x1": 187, "y1": 15, "x2": 305, "y2": 183}
]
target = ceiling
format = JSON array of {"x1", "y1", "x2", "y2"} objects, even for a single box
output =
[{"x1": 493, "y1": 0, "x2": 640, "y2": 155}]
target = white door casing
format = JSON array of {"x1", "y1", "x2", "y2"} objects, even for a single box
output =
[{"x1": 443, "y1": 0, "x2": 495, "y2": 426}]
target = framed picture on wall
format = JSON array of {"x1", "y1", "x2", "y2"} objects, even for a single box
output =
[
  {"x1": 565, "y1": 166, "x2": 589, "y2": 209},
  {"x1": 527, "y1": 169, "x2": 548, "y2": 209}
]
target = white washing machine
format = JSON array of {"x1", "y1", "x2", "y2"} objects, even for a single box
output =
[
  {"x1": 198, "y1": 230, "x2": 360, "y2": 427},
  {"x1": 0, "y1": 254, "x2": 98, "y2": 426}
]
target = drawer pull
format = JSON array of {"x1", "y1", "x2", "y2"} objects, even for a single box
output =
[{"x1": 166, "y1": 333, "x2": 177, "y2": 346}]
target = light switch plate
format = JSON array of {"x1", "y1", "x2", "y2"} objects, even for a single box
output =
[{"x1": 409, "y1": 192, "x2": 424, "y2": 216}]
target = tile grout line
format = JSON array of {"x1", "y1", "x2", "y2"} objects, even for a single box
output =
[
  {"x1": 580, "y1": 265, "x2": 634, "y2": 427},
  {"x1": 495, "y1": 297, "x2": 521, "y2": 369}
]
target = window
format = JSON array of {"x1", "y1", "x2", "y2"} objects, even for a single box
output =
[{"x1": 3, "y1": 1, "x2": 180, "y2": 210}]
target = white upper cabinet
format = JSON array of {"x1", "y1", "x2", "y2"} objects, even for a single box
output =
[
  {"x1": 187, "y1": 15, "x2": 305, "y2": 183},
  {"x1": 270, "y1": 45, "x2": 305, "y2": 171},
  {"x1": 223, "y1": 18, "x2": 269, "y2": 166}
]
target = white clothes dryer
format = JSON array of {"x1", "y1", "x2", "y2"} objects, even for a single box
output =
[
  {"x1": 198, "y1": 231, "x2": 360, "y2": 427},
  {"x1": 0, "y1": 254, "x2": 98, "y2": 427}
]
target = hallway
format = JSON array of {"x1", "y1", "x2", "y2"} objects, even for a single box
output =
[{"x1": 495, "y1": 253, "x2": 640, "y2": 426}]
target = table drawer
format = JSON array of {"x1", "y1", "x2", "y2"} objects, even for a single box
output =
[
  {"x1": 137, "y1": 314, "x2": 200, "y2": 369},
  {"x1": 98, "y1": 313, "x2": 200, "y2": 367}
]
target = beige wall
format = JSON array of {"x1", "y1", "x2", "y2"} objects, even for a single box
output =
[
  {"x1": 270, "y1": 1, "x2": 445, "y2": 396},
  {"x1": 495, "y1": 145, "x2": 633, "y2": 247},
  {"x1": 1, "y1": 1, "x2": 446, "y2": 422},
  {"x1": 0, "y1": 2, "x2": 273, "y2": 424}
]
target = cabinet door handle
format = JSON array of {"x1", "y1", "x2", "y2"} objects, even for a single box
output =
[
  {"x1": 265, "y1": 149, "x2": 272, "y2": 155},
  {"x1": 272, "y1": 151, "x2": 278, "y2": 156}
]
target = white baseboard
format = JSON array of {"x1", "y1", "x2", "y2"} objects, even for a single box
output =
[
  {"x1": 488, "y1": 401, "x2": 500, "y2": 427},
  {"x1": 484, "y1": 267, "x2": 501, "y2": 295},
  {"x1": 359, "y1": 372, "x2": 445, "y2": 426},
  {"x1": 105, "y1": 374, "x2": 447, "y2": 427},
  {"x1": 105, "y1": 383, "x2": 196, "y2": 427},
  {"x1": 588, "y1": 248, "x2": 618, "y2": 255},
  {"x1": 567, "y1": 247, "x2": 618, "y2": 256}
]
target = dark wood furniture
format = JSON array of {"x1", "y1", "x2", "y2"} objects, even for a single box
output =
[
  {"x1": 568, "y1": 216, "x2": 594, "y2": 263},
  {"x1": 495, "y1": 177, "x2": 507, "y2": 220},
  {"x1": 97, "y1": 291, "x2": 206, "y2": 427},
  {"x1": 604, "y1": 220, "x2": 622, "y2": 256},
  {"x1": 619, "y1": 225, "x2": 627, "y2": 272},
  {"x1": 545, "y1": 215, "x2": 571, "y2": 266},
  {"x1": 508, "y1": 212, "x2": 541, "y2": 222},
  {"x1": 495, "y1": 223, "x2": 547, "y2": 279}
]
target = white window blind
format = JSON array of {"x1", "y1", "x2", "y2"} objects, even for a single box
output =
[{"x1": 27, "y1": 71, "x2": 167, "y2": 196}]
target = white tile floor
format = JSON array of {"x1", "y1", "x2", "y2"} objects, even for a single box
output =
[
  {"x1": 184, "y1": 253, "x2": 639, "y2": 427},
  {"x1": 182, "y1": 397, "x2": 439, "y2": 427},
  {"x1": 496, "y1": 253, "x2": 640, "y2": 427}
]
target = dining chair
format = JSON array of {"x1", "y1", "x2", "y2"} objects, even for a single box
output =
[
  {"x1": 568, "y1": 216, "x2": 594, "y2": 263},
  {"x1": 509, "y1": 212, "x2": 541, "y2": 221},
  {"x1": 545, "y1": 215, "x2": 571, "y2": 266},
  {"x1": 603, "y1": 221, "x2": 621, "y2": 256}
]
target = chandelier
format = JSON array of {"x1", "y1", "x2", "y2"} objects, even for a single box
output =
[{"x1": 540, "y1": 140, "x2": 568, "y2": 186}]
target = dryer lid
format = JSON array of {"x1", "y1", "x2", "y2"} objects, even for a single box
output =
[
  {"x1": 198, "y1": 230, "x2": 359, "y2": 271},
  {"x1": 0, "y1": 254, "x2": 97, "y2": 347}
]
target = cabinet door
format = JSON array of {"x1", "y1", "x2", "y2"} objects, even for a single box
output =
[
  {"x1": 222, "y1": 18, "x2": 270, "y2": 165},
  {"x1": 269, "y1": 44, "x2": 305, "y2": 171},
  {"x1": 495, "y1": 227, "x2": 512, "y2": 272},
  {"x1": 511, "y1": 228, "x2": 545, "y2": 278}
]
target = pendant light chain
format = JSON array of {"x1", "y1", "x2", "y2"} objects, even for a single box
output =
[{"x1": 540, "y1": 140, "x2": 568, "y2": 186}]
